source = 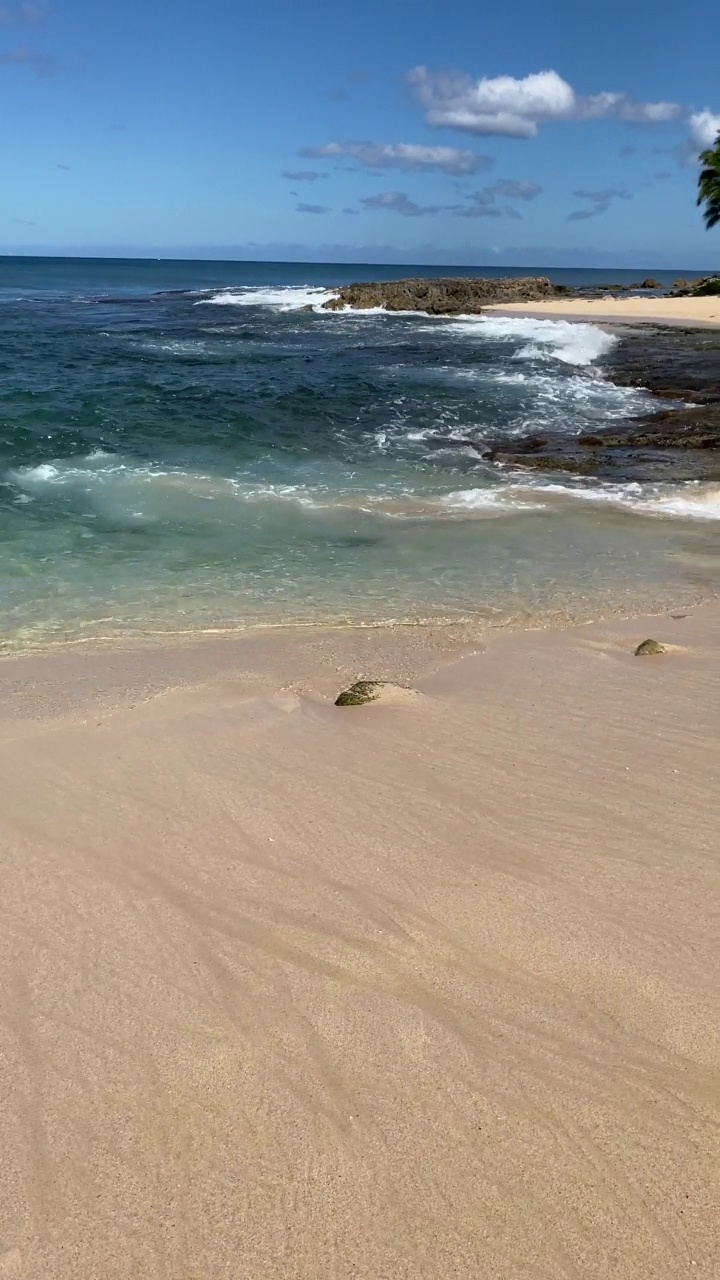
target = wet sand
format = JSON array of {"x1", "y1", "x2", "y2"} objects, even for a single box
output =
[
  {"x1": 0, "y1": 607, "x2": 718, "y2": 1278},
  {"x1": 485, "y1": 294, "x2": 720, "y2": 327}
]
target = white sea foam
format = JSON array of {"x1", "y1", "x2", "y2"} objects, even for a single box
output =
[
  {"x1": 444, "y1": 479, "x2": 720, "y2": 521},
  {"x1": 641, "y1": 488, "x2": 720, "y2": 519},
  {"x1": 383, "y1": 362, "x2": 653, "y2": 430},
  {"x1": 440, "y1": 488, "x2": 549, "y2": 514},
  {"x1": 6, "y1": 455, "x2": 340, "y2": 522},
  {"x1": 440, "y1": 315, "x2": 617, "y2": 366},
  {"x1": 196, "y1": 294, "x2": 617, "y2": 374},
  {"x1": 9, "y1": 454, "x2": 719, "y2": 529},
  {"x1": 135, "y1": 338, "x2": 221, "y2": 356},
  {"x1": 527, "y1": 480, "x2": 720, "y2": 520},
  {"x1": 196, "y1": 286, "x2": 336, "y2": 311}
]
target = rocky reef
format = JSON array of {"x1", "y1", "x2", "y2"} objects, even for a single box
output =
[
  {"x1": 321, "y1": 273, "x2": 720, "y2": 316},
  {"x1": 322, "y1": 276, "x2": 567, "y2": 315},
  {"x1": 474, "y1": 326, "x2": 720, "y2": 483},
  {"x1": 321, "y1": 282, "x2": 720, "y2": 485},
  {"x1": 481, "y1": 406, "x2": 720, "y2": 483}
]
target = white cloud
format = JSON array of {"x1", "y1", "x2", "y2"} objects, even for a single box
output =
[
  {"x1": 299, "y1": 141, "x2": 492, "y2": 175},
  {"x1": 282, "y1": 170, "x2": 327, "y2": 183},
  {"x1": 618, "y1": 100, "x2": 681, "y2": 123},
  {"x1": 567, "y1": 205, "x2": 607, "y2": 222},
  {"x1": 688, "y1": 110, "x2": 720, "y2": 150},
  {"x1": 0, "y1": 47, "x2": 57, "y2": 74},
  {"x1": 407, "y1": 66, "x2": 682, "y2": 138},
  {"x1": 408, "y1": 68, "x2": 574, "y2": 137},
  {"x1": 454, "y1": 201, "x2": 521, "y2": 220},
  {"x1": 449, "y1": 179, "x2": 541, "y2": 220},
  {"x1": 567, "y1": 187, "x2": 632, "y2": 221},
  {"x1": 296, "y1": 202, "x2": 330, "y2": 215},
  {"x1": 573, "y1": 186, "x2": 632, "y2": 202},
  {"x1": 489, "y1": 180, "x2": 542, "y2": 200},
  {"x1": 359, "y1": 191, "x2": 443, "y2": 217},
  {"x1": 0, "y1": 2, "x2": 46, "y2": 23},
  {"x1": 580, "y1": 92, "x2": 680, "y2": 124},
  {"x1": 357, "y1": 177, "x2": 542, "y2": 222}
]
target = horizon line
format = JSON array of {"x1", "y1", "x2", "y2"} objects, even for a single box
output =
[{"x1": 0, "y1": 251, "x2": 716, "y2": 273}]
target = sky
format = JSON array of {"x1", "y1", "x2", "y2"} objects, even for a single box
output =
[{"x1": 2, "y1": 0, "x2": 720, "y2": 268}]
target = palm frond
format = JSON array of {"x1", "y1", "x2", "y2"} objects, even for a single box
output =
[{"x1": 697, "y1": 135, "x2": 720, "y2": 230}]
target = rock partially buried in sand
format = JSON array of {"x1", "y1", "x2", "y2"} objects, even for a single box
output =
[
  {"x1": 335, "y1": 681, "x2": 386, "y2": 706},
  {"x1": 334, "y1": 680, "x2": 416, "y2": 707},
  {"x1": 634, "y1": 639, "x2": 666, "y2": 656}
]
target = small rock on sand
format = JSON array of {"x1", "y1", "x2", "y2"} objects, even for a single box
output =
[
  {"x1": 634, "y1": 638, "x2": 666, "y2": 656},
  {"x1": 334, "y1": 680, "x2": 416, "y2": 707}
]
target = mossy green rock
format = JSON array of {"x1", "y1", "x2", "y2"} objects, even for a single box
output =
[
  {"x1": 335, "y1": 680, "x2": 385, "y2": 706},
  {"x1": 634, "y1": 638, "x2": 666, "y2": 656}
]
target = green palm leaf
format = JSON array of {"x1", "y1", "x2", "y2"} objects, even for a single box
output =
[{"x1": 697, "y1": 134, "x2": 720, "y2": 230}]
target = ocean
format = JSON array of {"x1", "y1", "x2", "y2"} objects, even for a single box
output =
[{"x1": 1, "y1": 256, "x2": 718, "y2": 653}]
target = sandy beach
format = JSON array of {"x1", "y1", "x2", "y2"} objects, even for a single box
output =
[
  {"x1": 0, "y1": 606, "x2": 718, "y2": 1279},
  {"x1": 485, "y1": 293, "x2": 720, "y2": 327}
]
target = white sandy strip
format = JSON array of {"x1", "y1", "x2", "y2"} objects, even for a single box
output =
[{"x1": 484, "y1": 295, "x2": 720, "y2": 327}]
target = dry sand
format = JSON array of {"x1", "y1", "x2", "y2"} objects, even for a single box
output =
[
  {"x1": 0, "y1": 608, "x2": 718, "y2": 1278},
  {"x1": 484, "y1": 294, "x2": 720, "y2": 327}
]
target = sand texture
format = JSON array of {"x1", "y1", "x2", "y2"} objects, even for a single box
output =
[
  {"x1": 0, "y1": 609, "x2": 718, "y2": 1278},
  {"x1": 484, "y1": 295, "x2": 720, "y2": 327}
]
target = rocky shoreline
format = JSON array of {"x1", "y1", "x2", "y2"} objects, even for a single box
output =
[
  {"x1": 484, "y1": 326, "x2": 720, "y2": 483},
  {"x1": 322, "y1": 273, "x2": 719, "y2": 315},
  {"x1": 321, "y1": 276, "x2": 720, "y2": 485}
]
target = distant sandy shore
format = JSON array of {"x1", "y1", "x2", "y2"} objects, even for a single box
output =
[
  {"x1": 485, "y1": 293, "x2": 720, "y2": 327},
  {"x1": 0, "y1": 606, "x2": 718, "y2": 1278}
]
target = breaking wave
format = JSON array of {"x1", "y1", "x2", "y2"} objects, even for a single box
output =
[
  {"x1": 196, "y1": 285, "x2": 336, "y2": 310},
  {"x1": 438, "y1": 314, "x2": 617, "y2": 366},
  {"x1": 8, "y1": 454, "x2": 720, "y2": 526}
]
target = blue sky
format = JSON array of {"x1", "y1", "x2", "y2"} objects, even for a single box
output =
[{"x1": 2, "y1": 0, "x2": 720, "y2": 267}]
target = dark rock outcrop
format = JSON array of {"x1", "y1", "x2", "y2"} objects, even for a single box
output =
[
  {"x1": 671, "y1": 275, "x2": 720, "y2": 297},
  {"x1": 480, "y1": 405, "x2": 720, "y2": 482},
  {"x1": 434, "y1": 323, "x2": 720, "y2": 484},
  {"x1": 323, "y1": 276, "x2": 568, "y2": 315},
  {"x1": 603, "y1": 326, "x2": 720, "y2": 404},
  {"x1": 580, "y1": 405, "x2": 720, "y2": 451}
]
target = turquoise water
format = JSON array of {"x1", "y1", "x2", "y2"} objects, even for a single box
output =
[{"x1": 1, "y1": 257, "x2": 718, "y2": 652}]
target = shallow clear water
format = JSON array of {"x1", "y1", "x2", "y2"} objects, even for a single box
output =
[{"x1": 1, "y1": 257, "x2": 718, "y2": 651}]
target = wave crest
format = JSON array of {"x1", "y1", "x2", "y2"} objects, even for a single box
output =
[{"x1": 196, "y1": 285, "x2": 336, "y2": 311}]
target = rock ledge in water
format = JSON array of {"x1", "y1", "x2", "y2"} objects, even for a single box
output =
[
  {"x1": 634, "y1": 639, "x2": 666, "y2": 656},
  {"x1": 323, "y1": 276, "x2": 567, "y2": 315}
]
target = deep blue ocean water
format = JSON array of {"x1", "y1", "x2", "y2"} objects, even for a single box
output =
[{"x1": 1, "y1": 257, "x2": 718, "y2": 652}]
